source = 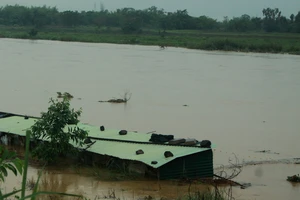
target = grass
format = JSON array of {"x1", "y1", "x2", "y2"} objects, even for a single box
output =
[
  {"x1": 88, "y1": 186, "x2": 232, "y2": 200},
  {"x1": 0, "y1": 131, "x2": 84, "y2": 200},
  {"x1": 176, "y1": 188, "x2": 230, "y2": 200},
  {"x1": 1, "y1": 25, "x2": 300, "y2": 54}
]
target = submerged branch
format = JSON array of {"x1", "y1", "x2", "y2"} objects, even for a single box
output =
[{"x1": 98, "y1": 91, "x2": 132, "y2": 104}]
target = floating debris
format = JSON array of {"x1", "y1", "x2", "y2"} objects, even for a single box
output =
[
  {"x1": 287, "y1": 174, "x2": 300, "y2": 182},
  {"x1": 108, "y1": 99, "x2": 127, "y2": 103},
  {"x1": 254, "y1": 150, "x2": 279, "y2": 154},
  {"x1": 99, "y1": 91, "x2": 132, "y2": 103},
  {"x1": 57, "y1": 92, "x2": 74, "y2": 99},
  {"x1": 99, "y1": 98, "x2": 129, "y2": 103}
]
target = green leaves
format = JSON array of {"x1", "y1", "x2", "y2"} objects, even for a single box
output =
[
  {"x1": 0, "y1": 165, "x2": 8, "y2": 179},
  {"x1": 30, "y1": 97, "x2": 88, "y2": 164},
  {"x1": 0, "y1": 145, "x2": 24, "y2": 182}
]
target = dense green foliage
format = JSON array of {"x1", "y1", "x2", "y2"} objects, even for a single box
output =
[
  {"x1": 31, "y1": 97, "x2": 88, "y2": 164},
  {"x1": 0, "y1": 5, "x2": 299, "y2": 33}
]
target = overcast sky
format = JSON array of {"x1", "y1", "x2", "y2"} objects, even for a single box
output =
[{"x1": 1, "y1": 0, "x2": 299, "y2": 20}]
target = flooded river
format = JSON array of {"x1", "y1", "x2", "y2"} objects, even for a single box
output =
[{"x1": 1, "y1": 38, "x2": 300, "y2": 199}]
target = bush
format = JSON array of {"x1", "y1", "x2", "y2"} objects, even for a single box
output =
[{"x1": 31, "y1": 97, "x2": 88, "y2": 164}]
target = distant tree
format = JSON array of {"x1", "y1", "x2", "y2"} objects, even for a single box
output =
[
  {"x1": 30, "y1": 7, "x2": 49, "y2": 28},
  {"x1": 95, "y1": 12, "x2": 108, "y2": 28},
  {"x1": 295, "y1": 12, "x2": 300, "y2": 22},
  {"x1": 277, "y1": 16, "x2": 289, "y2": 32},
  {"x1": 221, "y1": 16, "x2": 229, "y2": 30},
  {"x1": 119, "y1": 8, "x2": 143, "y2": 33},
  {"x1": 60, "y1": 11, "x2": 80, "y2": 26},
  {"x1": 251, "y1": 17, "x2": 263, "y2": 30},
  {"x1": 262, "y1": 8, "x2": 281, "y2": 20},
  {"x1": 141, "y1": 6, "x2": 165, "y2": 28},
  {"x1": 290, "y1": 14, "x2": 295, "y2": 23},
  {"x1": 227, "y1": 14, "x2": 255, "y2": 32},
  {"x1": 0, "y1": 5, "x2": 58, "y2": 26},
  {"x1": 262, "y1": 8, "x2": 282, "y2": 32},
  {"x1": 0, "y1": 4, "x2": 298, "y2": 34},
  {"x1": 0, "y1": 5, "x2": 30, "y2": 25},
  {"x1": 167, "y1": 9, "x2": 195, "y2": 29},
  {"x1": 294, "y1": 11, "x2": 300, "y2": 32},
  {"x1": 196, "y1": 15, "x2": 218, "y2": 30}
]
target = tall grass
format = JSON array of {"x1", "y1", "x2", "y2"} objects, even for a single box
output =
[
  {"x1": 0, "y1": 130, "x2": 84, "y2": 200},
  {"x1": 176, "y1": 184, "x2": 233, "y2": 200}
]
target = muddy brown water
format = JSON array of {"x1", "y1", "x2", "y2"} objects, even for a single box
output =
[{"x1": 1, "y1": 38, "x2": 300, "y2": 199}]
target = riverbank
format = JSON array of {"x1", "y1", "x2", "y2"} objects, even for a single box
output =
[{"x1": 1, "y1": 25, "x2": 300, "y2": 55}]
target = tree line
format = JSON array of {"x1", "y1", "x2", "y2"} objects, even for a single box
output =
[{"x1": 0, "y1": 5, "x2": 299, "y2": 33}]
